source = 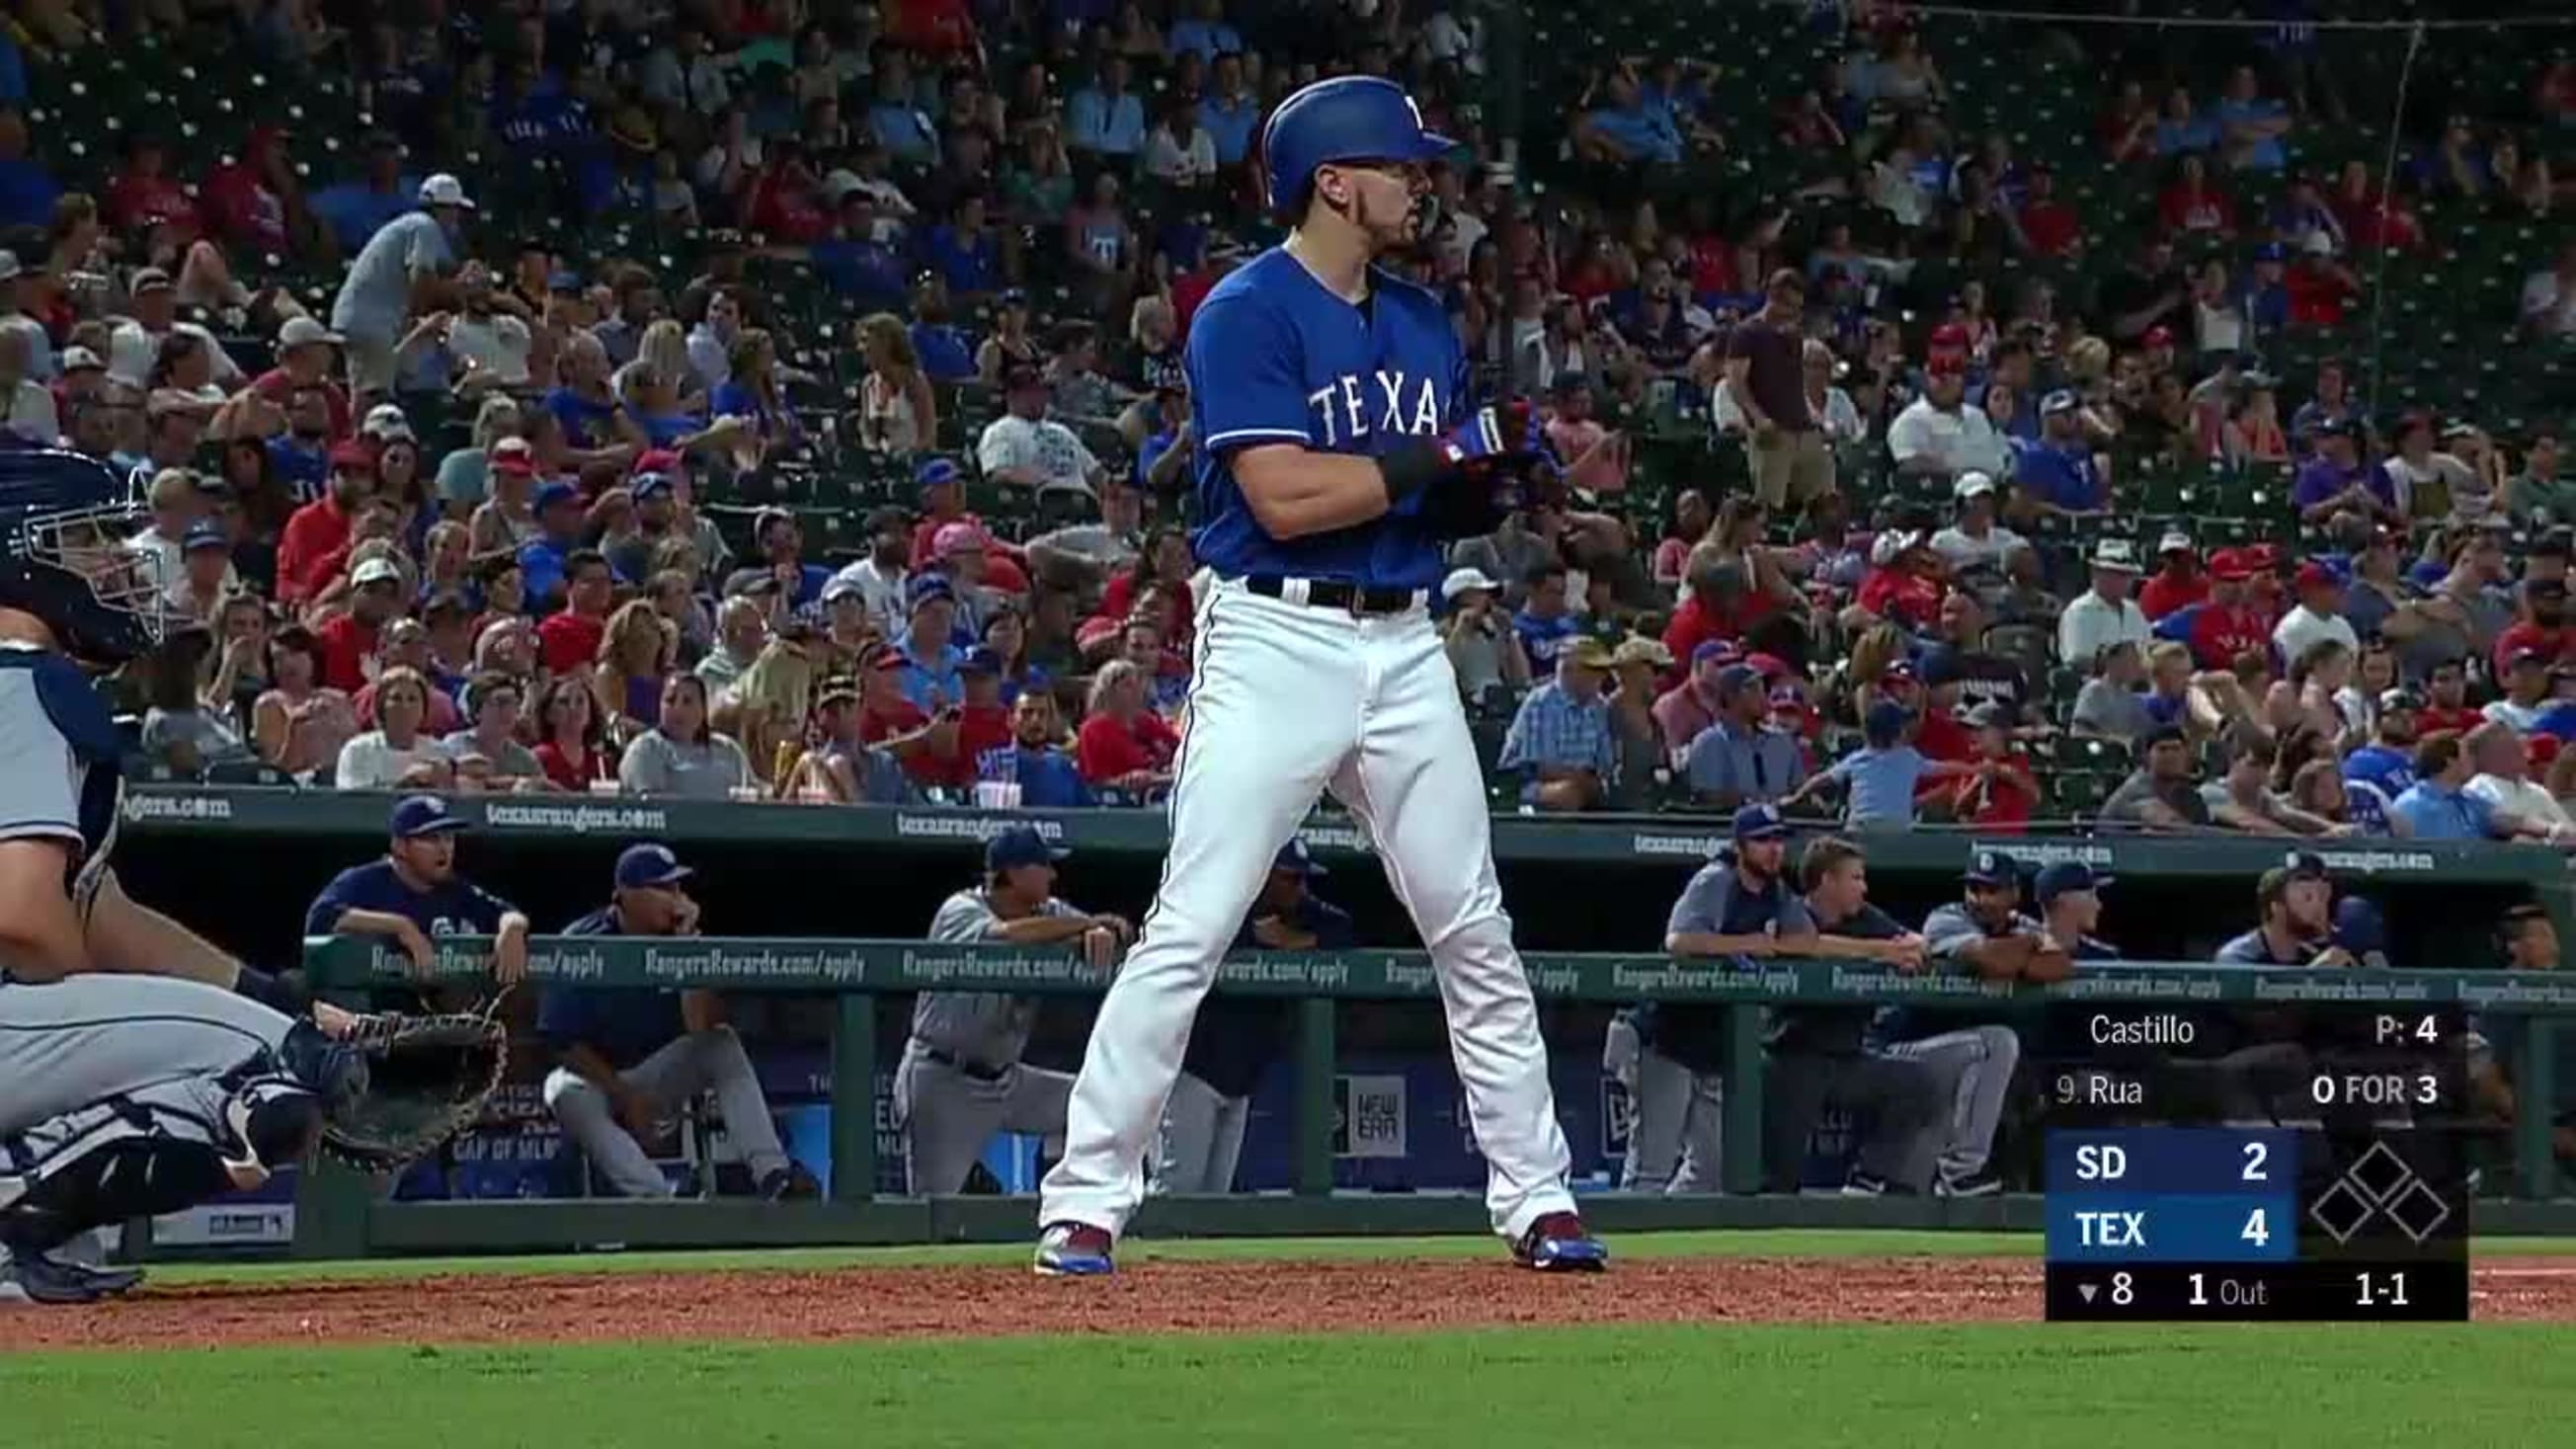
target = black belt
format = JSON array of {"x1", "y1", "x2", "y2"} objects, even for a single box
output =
[
  {"x1": 921, "y1": 1046, "x2": 1009, "y2": 1083},
  {"x1": 1244, "y1": 575, "x2": 1424, "y2": 615}
]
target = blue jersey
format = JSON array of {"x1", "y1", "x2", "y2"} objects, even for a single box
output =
[
  {"x1": 1186, "y1": 249, "x2": 1470, "y2": 591},
  {"x1": 303, "y1": 859, "x2": 515, "y2": 940}
]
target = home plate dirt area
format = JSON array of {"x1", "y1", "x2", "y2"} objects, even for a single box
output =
[{"x1": 6, "y1": 1256, "x2": 2575, "y2": 1348}]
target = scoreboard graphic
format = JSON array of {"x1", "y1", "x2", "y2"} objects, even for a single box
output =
[{"x1": 2041, "y1": 1005, "x2": 2471, "y2": 1322}]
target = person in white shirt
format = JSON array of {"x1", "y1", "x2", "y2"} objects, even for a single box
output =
[
  {"x1": 2273, "y1": 563, "x2": 2362, "y2": 665},
  {"x1": 2464, "y1": 721, "x2": 2571, "y2": 831},
  {"x1": 330, "y1": 175, "x2": 473, "y2": 398},
  {"x1": 684, "y1": 287, "x2": 744, "y2": 394},
  {"x1": 1928, "y1": 472, "x2": 2030, "y2": 577},
  {"x1": 978, "y1": 363, "x2": 1107, "y2": 497},
  {"x1": 2484, "y1": 650, "x2": 2552, "y2": 732},
  {"x1": 0, "y1": 323, "x2": 54, "y2": 443},
  {"x1": 825, "y1": 506, "x2": 916, "y2": 641},
  {"x1": 2057, "y1": 541, "x2": 2150, "y2": 666},
  {"x1": 2521, "y1": 241, "x2": 2576, "y2": 340},
  {"x1": 1888, "y1": 363, "x2": 2008, "y2": 482},
  {"x1": 108, "y1": 267, "x2": 244, "y2": 391}
]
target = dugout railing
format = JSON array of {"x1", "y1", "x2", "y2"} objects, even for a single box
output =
[{"x1": 276, "y1": 935, "x2": 2576, "y2": 1259}]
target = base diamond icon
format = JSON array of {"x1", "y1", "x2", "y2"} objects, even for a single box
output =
[
  {"x1": 2383, "y1": 1178, "x2": 2454, "y2": 1244},
  {"x1": 2348, "y1": 1141, "x2": 2414, "y2": 1204},
  {"x1": 2309, "y1": 1178, "x2": 2374, "y2": 1244}
]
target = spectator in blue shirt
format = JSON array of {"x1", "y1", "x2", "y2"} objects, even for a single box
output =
[
  {"x1": 2211, "y1": 65, "x2": 2292, "y2": 172},
  {"x1": 907, "y1": 274, "x2": 978, "y2": 384},
  {"x1": 302, "y1": 795, "x2": 530, "y2": 989},
  {"x1": 979, "y1": 690, "x2": 1094, "y2": 807},
  {"x1": 0, "y1": 108, "x2": 55, "y2": 230},
  {"x1": 1198, "y1": 54, "x2": 1261, "y2": 166},
  {"x1": 2152, "y1": 85, "x2": 2218, "y2": 157},
  {"x1": 1498, "y1": 637, "x2": 1620, "y2": 811},
  {"x1": 1782, "y1": 700, "x2": 1972, "y2": 827},
  {"x1": 867, "y1": 51, "x2": 942, "y2": 165},
  {"x1": 517, "y1": 482, "x2": 587, "y2": 608},
  {"x1": 1511, "y1": 563, "x2": 1582, "y2": 674},
  {"x1": 1685, "y1": 664, "x2": 1811, "y2": 807},
  {"x1": 1067, "y1": 56, "x2": 1148, "y2": 158},
  {"x1": 2012, "y1": 391, "x2": 2108, "y2": 515},
  {"x1": 717, "y1": 506, "x2": 831, "y2": 610},
  {"x1": 1167, "y1": 0, "x2": 1244, "y2": 61},
  {"x1": 2340, "y1": 691, "x2": 2420, "y2": 832},
  {"x1": 919, "y1": 194, "x2": 1005, "y2": 297},
  {"x1": 537, "y1": 844, "x2": 819, "y2": 1201},
  {"x1": 1574, "y1": 69, "x2": 1682, "y2": 165},
  {"x1": 309, "y1": 135, "x2": 421, "y2": 254},
  {"x1": 897, "y1": 575, "x2": 968, "y2": 711},
  {"x1": 2392, "y1": 731, "x2": 2568, "y2": 843},
  {"x1": 2294, "y1": 418, "x2": 2395, "y2": 524}
]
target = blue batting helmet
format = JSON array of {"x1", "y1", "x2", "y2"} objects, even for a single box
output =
[
  {"x1": 0, "y1": 447, "x2": 162, "y2": 664},
  {"x1": 1258, "y1": 75, "x2": 1453, "y2": 218}
]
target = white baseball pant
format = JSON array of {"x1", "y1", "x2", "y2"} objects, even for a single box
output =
[
  {"x1": 542, "y1": 1025, "x2": 790, "y2": 1198},
  {"x1": 1040, "y1": 578, "x2": 1577, "y2": 1243},
  {"x1": 1153, "y1": 1069, "x2": 1250, "y2": 1195}
]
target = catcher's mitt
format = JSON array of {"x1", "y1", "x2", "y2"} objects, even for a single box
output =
[{"x1": 316, "y1": 1009, "x2": 509, "y2": 1171}]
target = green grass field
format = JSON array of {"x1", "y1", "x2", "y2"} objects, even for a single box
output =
[{"x1": 11, "y1": 1233, "x2": 2571, "y2": 1449}]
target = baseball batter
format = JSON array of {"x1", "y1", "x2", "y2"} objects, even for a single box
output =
[
  {"x1": 1035, "y1": 76, "x2": 1604, "y2": 1275},
  {"x1": 0, "y1": 448, "x2": 358, "y2": 1304}
]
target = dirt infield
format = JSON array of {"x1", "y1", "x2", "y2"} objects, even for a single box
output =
[{"x1": 5, "y1": 1256, "x2": 2574, "y2": 1349}]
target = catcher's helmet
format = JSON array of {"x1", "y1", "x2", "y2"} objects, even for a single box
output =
[
  {"x1": 0, "y1": 447, "x2": 164, "y2": 665},
  {"x1": 1258, "y1": 75, "x2": 1454, "y2": 218}
]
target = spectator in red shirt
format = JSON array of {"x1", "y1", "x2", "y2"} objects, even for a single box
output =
[
  {"x1": 2492, "y1": 577, "x2": 2576, "y2": 677},
  {"x1": 103, "y1": 134, "x2": 201, "y2": 237},
  {"x1": 1941, "y1": 701, "x2": 2040, "y2": 830},
  {"x1": 1075, "y1": 659, "x2": 1179, "y2": 798},
  {"x1": 954, "y1": 647, "x2": 1015, "y2": 768},
  {"x1": 2155, "y1": 154, "x2": 2236, "y2": 238},
  {"x1": 2188, "y1": 549, "x2": 2274, "y2": 670},
  {"x1": 2018, "y1": 166, "x2": 2081, "y2": 258},
  {"x1": 537, "y1": 549, "x2": 617, "y2": 675},
  {"x1": 1660, "y1": 558, "x2": 1768, "y2": 666},
  {"x1": 277, "y1": 441, "x2": 377, "y2": 604},
  {"x1": 315, "y1": 556, "x2": 407, "y2": 692},
  {"x1": 855, "y1": 642, "x2": 969, "y2": 786},
  {"x1": 2139, "y1": 530, "x2": 2211, "y2": 620},
  {"x1": 201, "y1": 124, "x2": 299, "y2": 257},
  {"x1": 247, "y1": 316, "x2": 353, "y2": 439},
  {"x1": 2418, "y1": 658, "x2": 2484, "y2": 737},
  {"x1": 532, "y1": 674, "x2": 618, "y2": 792},
  {"x1": 1912, "y1": 654, "x2": 1975, "y2": 764},
  {"x1": 1853, "y1": 532, "x2": 1947, "y2": 632},
  {"x1": 2286, "y1": 230, "x2": 2360, "y2": 327}
]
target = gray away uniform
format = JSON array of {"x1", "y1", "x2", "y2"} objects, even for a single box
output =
[{"x1": 893, "y1": 889, "x2": 1081, "y2": 1194}]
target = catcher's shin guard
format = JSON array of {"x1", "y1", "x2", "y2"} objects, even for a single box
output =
[{"x1": 0, "y1": 1093, "x2": 238, "y2": 1254}]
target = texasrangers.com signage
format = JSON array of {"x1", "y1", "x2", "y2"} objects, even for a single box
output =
[{"x1": 482, "y1": 801, "x2": 670, "y2": 835}]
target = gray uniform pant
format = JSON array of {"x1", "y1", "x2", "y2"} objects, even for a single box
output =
[
  {"x1": 1153, "y1": 1070, "x2": 1250, "y2": 1195},
  {"x1": 894, "y1": 1040, "x2": 1073, "y2": 1196},
  {"x1": 0, "y1": 976, "x2": 294, "y2": 1223},
  {"x1": 1622, "y1": 1044, "x2": 1724, "y2": 1194},
  {"x1": 1763, "y1": 1047, "x2": 1945, "y2": 1192},
  {"x1": 1881, "y1": 1025, "x2": 2024, "y2": 1182},
  {"x1": 542, "y1": 1026, "x2": 789, "y2": 1199}
]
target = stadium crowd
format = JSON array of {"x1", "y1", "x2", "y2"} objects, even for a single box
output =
[{"x1": 0, "y1": 0, "x2": 2569, "y2": 857}]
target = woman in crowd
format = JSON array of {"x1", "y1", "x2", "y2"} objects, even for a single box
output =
[
  {"x1": 201, "y1": 592, "x2": 271, "y2": 729},
  {"x1": 1080, "y1": 527, "x2": 1195, "y2": 658},
  {"x1": 595, "y1": 599, "x2": 678, "y2": 744},
  {"x1": 619, "y1": 671, "x2": 756, "y2": 799},
  {"x1": 980, "y1": 604, "x2": 1047, "y2": 705},
  {"x1": 1074, "y1": 658, "x2": 1178, "y2": 799},
  {"x1": 532, "y1": 673, "x2": 618, "y2": 792},
  {"x1": 333, "y1": 665, "x2": 447, "y2": 791},
  {"x1": 251, "y1": 624, "x2": 357, "y2": 780},
  {"x1": 976, "y1": 289, "x2": 1042, "y2": 385},
  {"x1": 854, "y1": 311, "x2": 937, "y2": 455},
  {"x1": 712, "y1": 326, "x2": 803, "y2": 458}
]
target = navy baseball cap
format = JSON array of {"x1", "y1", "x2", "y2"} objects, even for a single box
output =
[
  {"x1": 1731, "y1": 803, "x2": 1790, "y2": 842},
  {"x1": 2282, "y1": 848, "x2": 2330, "y2": 880},
  {"x1": 907, "y1": 574, "x2": 957, "y2": 612},
  {"x1": 1273, "y1": 839, "x2": 1328, "y2": 876},
  {"x1": 533, "y1": 480, "x2": 580, "y2": 512},
  {"x1": 389, "y1": 794, "x2": 468, "y2": 840},
  {"x1": 1714, "y1": 662, "x2": 1763, "y2": 698},
  {"x1": 959, "y1": 646, "x2": 1003, "y2": 676},
  {"x1": 986, "y1": 825, "x2": 1069, "y2": 873},
  {"x1": 614, "y1": 843, "x2": 693, "y2": 890},
  {"x1": 2332, "y1": 896, "x2": 2387, "y2": 954},
  {"x1": 631, "y1": 471, "x2": 675, "y2": 501},
  {"x1": 2034, "y1": 860, "x2": 2112, "y2": 905},
  {"x1": 181, "y1": 519, "x2": 228, "y2": 552},
  {"x1": 1863, "y1": 698, "x2": 1912, "y2": 742},
  {"x1": 1964, "y1": 847, "x2": 2020, "y2": 887}
]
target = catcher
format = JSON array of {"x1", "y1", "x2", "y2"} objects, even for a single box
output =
[{"x1": 0, "y1": 449, "x2": 502, "y2": 1304}]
